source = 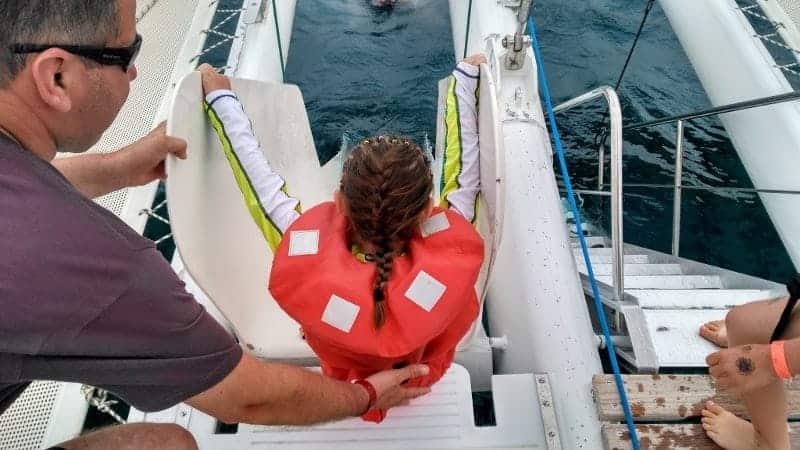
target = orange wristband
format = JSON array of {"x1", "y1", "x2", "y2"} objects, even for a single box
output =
[{"x1": 771, "y1": 340, "x2": 793, "y2": 380}]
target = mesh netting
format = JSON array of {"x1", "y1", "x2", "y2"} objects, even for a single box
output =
[
  {"x1": 0, "y1": 0, "x2": 205, "y2": 447},
  {"x1": 0, "y1": 382, "x2": 61, "y2": 450},
  {"x1": 58, "y1": 0, "x2": 201, "y2": 217},
  {"x1": 776, "y1": 0, "x2": 800, "y2": 33}
]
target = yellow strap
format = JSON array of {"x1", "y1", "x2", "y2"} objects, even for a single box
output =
[{"x1": 440, "y1": 75, "x2": 463, "y2": 209}]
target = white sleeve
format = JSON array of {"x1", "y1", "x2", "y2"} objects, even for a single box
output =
[
  {"x1": 440, "y1": 61, "x2": 481, "y2": 223},
  {"x1": 205, "y1": 89, "x2": 301, "y2": 249}
]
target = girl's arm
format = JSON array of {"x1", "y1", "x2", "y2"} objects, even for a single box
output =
[
  {"x1": 439, "y1": 57, "x2": 483, "y2": 223},
  {"x1": 205, "y1": 89, "x2": 301, "y2": 252}
]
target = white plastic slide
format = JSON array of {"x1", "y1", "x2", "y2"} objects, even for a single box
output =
[
  {"x1": 166, "y1": 72, "x2": 338, "y2": 360},
  {"x1": 434, "y1": 64, "x2": 505, "y2": 346},
  {"x1": 165, "y1": 69, "x2": 503, "y2": 364}
]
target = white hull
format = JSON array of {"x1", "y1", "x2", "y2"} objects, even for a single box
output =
[
  {"x1": 660, "y1": 0, "x2": 800, "y2": 269},
  {"x1": 449, "y1": 2, "x2": 603, "y2": 447}
]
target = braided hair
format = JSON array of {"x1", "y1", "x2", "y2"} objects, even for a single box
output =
[{"x1": 340, "y1": 135, "x2": 433, "y2": 328}]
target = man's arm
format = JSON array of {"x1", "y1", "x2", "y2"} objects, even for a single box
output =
[
  {"x1": 187, "y1": 353, "x2": 430, "y2": 425},
  {"x1": 53, "y1": 122, "x2": 187, "y2": 198}
]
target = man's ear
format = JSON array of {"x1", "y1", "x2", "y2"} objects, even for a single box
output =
[{"x1": 29, "y1": 49, "x2": 77, "y2": 113}]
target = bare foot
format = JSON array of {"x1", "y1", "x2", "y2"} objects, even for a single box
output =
[
  {"x1": 701, "y1": 402, "x2": 761, "y2": 450},
  {"x1": 699, "y1": 320, "x2": 728, "y2": 348}
]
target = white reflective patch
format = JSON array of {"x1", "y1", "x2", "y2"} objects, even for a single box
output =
[
  {"x1": 288, "y1": 230, "x2": 319, "y2": 256},
  {"x1": 405, "y1": 271, "x2": 447, "y2": 312},
  {"x1": 321, "y1": 295, "x2": 360, "y2": 333},
  {"x1": 420, "y1": 212, "x2": 450, "y2": 237}
]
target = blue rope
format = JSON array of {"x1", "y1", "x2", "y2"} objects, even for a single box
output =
[
  {"x1": 272, "y1": 0, "x2": 286, "y2": 82},
  {"x1": 463, "y1": 0, "x2": 474, "y2": 59},
  {"x1": 527, "y1": 16, "x2": 641, "y2": 450}
]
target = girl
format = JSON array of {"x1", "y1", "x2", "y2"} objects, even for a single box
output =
[{"x1": 199, "y1": 54, "x2": 486, "y2": 422}]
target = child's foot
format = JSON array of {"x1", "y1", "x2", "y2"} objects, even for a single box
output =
[
  {"x1": 699, "y1": 320, "x2": 728, "y2": 348},
  {"x1": 701, "y1": 402, "x2": 760, "y2": 450}
]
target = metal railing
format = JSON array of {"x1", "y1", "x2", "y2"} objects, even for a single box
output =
[
  {"x1": 627, "y1": 90, "x2": 800, "y2": 257},
  {"x1": 554, "y1": 87, "x2": 800, "y2": 301},
  {"x1": 554, "y1": 86, "x2": 625, "y2": 301}
]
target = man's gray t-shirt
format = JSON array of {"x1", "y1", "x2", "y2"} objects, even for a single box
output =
[{"x1": 0, "y1": 135, "x2": 242, "y2": 414}]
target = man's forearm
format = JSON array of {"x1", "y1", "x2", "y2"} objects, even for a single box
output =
[
  {"x1": 239, "y1": 363, "x2": 368, "y2": 425},
  {"x1": 53, "y1": 152, "x2": 128, "y2": 199},
  {"x1": 187, "y1": 355, "x2": 368, "y2": 426}
]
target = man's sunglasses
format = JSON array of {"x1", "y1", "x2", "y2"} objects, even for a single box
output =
[{"x1": 10, "y1": 34, "x2": 142, "y2": 72}]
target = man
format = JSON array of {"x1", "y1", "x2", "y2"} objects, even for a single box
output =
[{"x1": 0, "y1": 1, "x2": 430, "y2": 449}]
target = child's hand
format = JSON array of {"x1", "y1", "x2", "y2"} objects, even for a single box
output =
[
  {"x1": 463, "y1": 54, "x2": 486, "y2": 67},
  {"x1": 707, "y1": 344, "x2": 777, "y2": 396},
  {"x1": 198, "y1": 63, "x2": 232, "y2": 97}
]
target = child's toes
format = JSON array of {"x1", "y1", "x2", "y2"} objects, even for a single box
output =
[{"x1": 705, "y1": 401, "x2": 725, "y2": 415}]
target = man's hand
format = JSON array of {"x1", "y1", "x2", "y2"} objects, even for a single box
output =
[
  {"x1": 463, "y1": 54, "x2": 486, "y2": 67},
  {"x1": 198, "y1": 63, "x2": 232, "y2": 97},
  {"x1": 53, "y1": 122, "x2": 187, "y2": 198},
  {"x1": 364, "y1": 364, "x2": 431, "y2": 411},
  {"x1": 115, "y1": 122, "x2": 187, "y2": 188},
  {"x1": 707, "y1": 344, "x2": 777, "y2": 396}
]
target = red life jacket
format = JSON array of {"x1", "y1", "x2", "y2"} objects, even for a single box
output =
[{"x1": 269, "y1": 202, "x2": 484, "y2": 422}]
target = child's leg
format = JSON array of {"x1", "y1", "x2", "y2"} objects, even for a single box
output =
[{"x1": 706, "y1": 297, "x2": 798, "y2": 450}]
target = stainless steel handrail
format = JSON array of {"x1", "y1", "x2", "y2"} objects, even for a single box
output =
[
  {"x1": 554, "y1": 86, "x2": 625, "y2": 301},
  {"x1": 635, "y1": 91, "x2": 800, "y2": 257},
  {"x1": 625, "y1": 90, "x2": 800, "y2": 131},
  {"x1": 552, "y1": 87, "x2": 800, "y2": 304},
  {"x1": 672, "y1": 120, "x2": 684, "y2": 256},
  {"x1": 572, "y1": 89, "x2": 800, "y2": 261}
]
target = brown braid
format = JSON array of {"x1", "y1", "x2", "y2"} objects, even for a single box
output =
[{"x1": 341, "y1": 135, "x2": 433, "y2": 328}]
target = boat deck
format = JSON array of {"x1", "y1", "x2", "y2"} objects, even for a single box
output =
[
  {"x1": 595, "y1": 374, "x2": 800, "y2": 449},
  {"x1": 128, "y1": 364, "x2": 550, "y2": 449}
]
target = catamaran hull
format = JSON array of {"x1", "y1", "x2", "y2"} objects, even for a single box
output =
[
  {"x1": 660, "y1": 0, "x2": 800, "y2": 270},
  {"x1": 449, "y1": 2, "x2": 604, "y2": 448}
]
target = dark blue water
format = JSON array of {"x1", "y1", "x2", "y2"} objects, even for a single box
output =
[
  {"x1": 278, "y1": 0, "x2": 795, "y2": 283},
  {"x1": 533, "y1": 0, "x2": 794, "y2": 282},
  {"x1": 284, "y1": 0, "x2": 453, "y2": 163}
]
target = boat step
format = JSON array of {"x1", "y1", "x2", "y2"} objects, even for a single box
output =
[
  {"x1": 592, "y1": 374, "x2": 800, "y2": 421},
  {"x1": 603, "y1": 423, "x2": 800, "y2": 450},
  {"x1": 596, "y1": 275, "x2": 723, "y2": 290},
  {"x1": 595, "y1": 374, "x2": 800, "y2": 449},
  {"x1": 575, "y1": 263, "x2": 682, "y2": 276},
  {"x1": 574, "y1": 249, "x2": 649, "y2": 264},
  {"x1": 570, "y1": 236, "x2": 607, "y2": 247},
  {"x1": 568, "y1": 223, "x2": 599, "y2": 236},
  {"x1": 632, "y1": 289, "x2": 779, "y2": 309},
  {"x1": 642, "y1": 309, "x2": 726, "y2": 367},
  {"x1": 129, "y1": 365, "x2": 546, "y2": 449}
]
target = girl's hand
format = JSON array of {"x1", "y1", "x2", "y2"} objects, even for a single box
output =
[
  {"x1": 198, "y1": 63, "x2": 232, "y2": 97},
  {"x1": 463, "y1": 54, "x2": 486, "y2": 67},
  {"x1": 707, "y1": 344, "x2": 777, "y2": 396}
]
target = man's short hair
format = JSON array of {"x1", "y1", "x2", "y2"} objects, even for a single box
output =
[{"x1": 0, "y1": 1, "x2": 119, "y2": 87}]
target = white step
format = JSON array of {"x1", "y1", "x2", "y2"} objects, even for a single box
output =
[
  {"x1": 570, "y1": 236, "x2": 607, "y2": 248},
  {"x1": 632, "y1": 289, "x2": 780, "y2": 309},
  {"x1": 643, "y1": 309, "x2": 727, "y2": 368},
  {"x1": 129, "y1": 365, "x2": 546, "y2": 449},
  {"x1": 596, "y1": 275, "x2": 723, "y2": 290},
  {"x1": 574, "y1": 249, "x2": 649, "y2": 264},
  {"x1": 576, "y1": 263, "x2": 682, "y2": 276},
  {"x1": 569, "y1": 223, "x2": 599, "y2": 236}
]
